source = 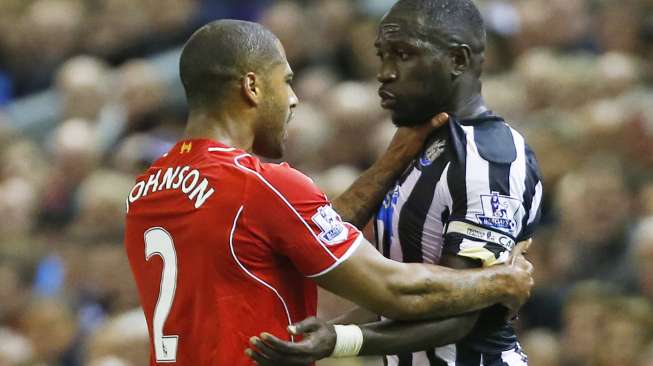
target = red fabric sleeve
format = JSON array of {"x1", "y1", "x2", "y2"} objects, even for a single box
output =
[{"x1": 239, "y1": 159, "x2": 362, "y2": 277}]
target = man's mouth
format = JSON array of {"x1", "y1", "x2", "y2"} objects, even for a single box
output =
[{"x1": 378, "y1": 88, "x2": 397, "y2": 108}]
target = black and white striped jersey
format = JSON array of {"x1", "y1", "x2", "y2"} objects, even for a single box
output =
[{"x1": 374, "y1": 112, "x2": 542, "y2": 366}]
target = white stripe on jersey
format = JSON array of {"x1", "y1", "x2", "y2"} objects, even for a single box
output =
[
  {"x1": 436, "y1": 344, "x2": 457, "y2": 365},
  {"x1": 509, "y1": 127, "x2": 527, "y2": 235},
  {"x1": 500, "y1": 347, "x2": 528, "y2": 365},
  {"x1": 420, "y1": 163, "x2": 452, "y2": 264},
  {"x1": 462, "y1": 125, "x2": 490, "y2": 222},
  {"x1": 389, "y1": 167, "x2": 422, "y2": 262},
  {"x1": 208, "y1": 147, "x2": 236, "y2": 152},
  {"x1": 528, "y1": 181, "x2": 543, "y2": 226}
]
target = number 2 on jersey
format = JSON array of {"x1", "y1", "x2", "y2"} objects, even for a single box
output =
[{"x1": 145, "y1": 228, "x2": 179, "y2": 363}]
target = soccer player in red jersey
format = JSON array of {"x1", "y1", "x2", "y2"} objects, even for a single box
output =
[{"x1": 124, "y1": 20, "x2": 534, "y2": 366}]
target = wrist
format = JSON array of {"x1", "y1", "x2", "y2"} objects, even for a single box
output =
[
  {"x1": 486, "y1": 266, "x2": 513, "y2": 302},
  {"x1": 330, "y1": 324, "x2": 364, "y2": 358},
  {"x1": 385, "y1": 141, "x2": 420, "y2": 163}
]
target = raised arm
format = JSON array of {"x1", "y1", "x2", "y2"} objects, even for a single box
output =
[{"x1": 332, "y1": 113, "x2": 449, "y2": 228}]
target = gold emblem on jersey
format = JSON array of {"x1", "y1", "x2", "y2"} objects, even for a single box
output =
[{"x1": 180, "y1": 142, "x2": 192, "y2": 153}]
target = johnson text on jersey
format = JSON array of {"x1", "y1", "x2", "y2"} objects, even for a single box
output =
[{"x1": 126, "y1": 166, "x2": 215, "y2": 211}]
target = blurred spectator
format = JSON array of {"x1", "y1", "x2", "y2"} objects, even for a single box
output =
[
  {"x1": 633, "y1": 217, "x2": 653, "y2": 302},
  {"x1": 560, "y1": 282, "x2": 620, "y2": 366},
  {"x1": 56, "y1": 56, "x2": 111, "y2": 121},
  {"x1": 20, "y1": 298, "x2": 79, "y2": 365},
  {"x1": 0, "y1": 327, "x2": 34, "y2": 365},
  {"x1": 86, "y1": 309, "x2": 149, "y2": 366},
  {"x1": 594, "y1": 297, "x2": 653, "y2": 366},
  {"x1": 39, "y1": 118, "x2": 99, "y2": 229},
  {"x1": 521, "y1": 328, "x2": 561, "y2": 366}
]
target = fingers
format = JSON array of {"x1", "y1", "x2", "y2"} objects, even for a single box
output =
[
  {"x1": 250, "y1": 337, "x2": 285, "y2": 360},
  {"x1": 245, "y1": 347, "x2": 312, "y2": 366},
  {"x1": 247, "y1": 336, "x2": 315, "y2": 366},
  {"x1": 430, "y1": 113, "x2": 449, "y2": 128},
  {"x1": 259, "y1": 333, "x2": 312, "y2": 355},
  {"x1": 245, "y1": 348, "x2": 275, "y2": 366},
  {"x1": 288, "y1": 316, "x2": 321, "y2": 336}
]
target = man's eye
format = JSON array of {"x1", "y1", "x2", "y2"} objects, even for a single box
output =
[{"x1": 397, "y1": 51, "x2": 409, "y2": 61}]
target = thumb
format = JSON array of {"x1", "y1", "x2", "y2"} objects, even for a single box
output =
[
  {"x1": 430, "y1": 113, "x2": 449, "y2": 129},
  {"x1": 510, "y1": 239, "x2": 532, "y2": 265},
  {"x1": 288, "y1": 317, "x2": 321, "y2": 336}
]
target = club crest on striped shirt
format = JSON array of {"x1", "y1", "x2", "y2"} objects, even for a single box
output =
[
  {"x1": 419, "y1": 139, "x2": 446, "y2": 167},
  {"x1": 312, "y1": 205, "x2": 349, "y2": 245},
  {"x1": 477, "y1": 192, "x2": 521, "y2": 234}
]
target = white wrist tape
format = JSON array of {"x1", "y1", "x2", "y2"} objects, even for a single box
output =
[{"x1": 331, "y1": 324, "x2": 364, "y2": 358}]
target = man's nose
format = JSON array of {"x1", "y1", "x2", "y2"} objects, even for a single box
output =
[
  {"x1": 289, "y1": 89, "x2": 299, "y2": 108},
  {"x1": 377, "y1": 62, "x2": 398, "y2": 83}
]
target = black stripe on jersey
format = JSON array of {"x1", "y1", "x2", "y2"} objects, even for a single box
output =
[
  {"x1": 456, "y1": 345, "x2": 481, "y2": 366},
  {"x1": 471, "y1": 119, "x2": 517, "y2": 164},
  {"x1": 519, "y1": 144, "x2": 541, "y2": 240},
  {"x1": 427, "y1": 350, "x2": 448, "y2": 366},
  {"x1": 398, "y1": 151, "x2": 449, "y2": 263},
  {"x1": 448, "y1": 126, "x2": 467, "y2": 219},
  {"x1": 489, "y1": 162, "x2": 511, "y2": 196},
  {"x1": 480, "y1": 352, "x2": 509, "y2": 366},
  {"x1": 398, "y1": 353, "x2": 413, "y2": 366},
  {"x1": 478, "y1": 124, "x2": 513, "y2": 197}
]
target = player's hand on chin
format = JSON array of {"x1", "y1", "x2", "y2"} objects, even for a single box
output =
[
  {"x1": 388, "y1": 112, "x2": 449, "y2": 159},
  {"x1": 245, "y1": 317, "x2": 335, "y2": 365}
]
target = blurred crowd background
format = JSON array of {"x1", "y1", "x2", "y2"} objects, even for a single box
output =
[{"x1": 0, "y1": 0, "x2": 653, "y2": 365}]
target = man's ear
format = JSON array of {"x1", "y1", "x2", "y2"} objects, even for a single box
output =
[
  {"x1": 450, "y1": 44, "x2": 472, "y2": 77},
  {"x1": 241, "y1": 72, "x2": 260, "y2": 106}
]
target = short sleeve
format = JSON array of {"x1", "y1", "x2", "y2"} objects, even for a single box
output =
[
  {"x1": 242, "y1": 161, "x2": 362, "y2": 277},
  {"x1": 518, "y1": 146, "x2": 543, "y2": 241},
  {"x1": 443, "y1": 159, "x2": 542, "y2": 267}
]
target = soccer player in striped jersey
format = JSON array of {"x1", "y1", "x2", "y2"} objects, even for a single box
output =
[{"x1": 248, "y1": 1, "x2": 543, "y2": 365}]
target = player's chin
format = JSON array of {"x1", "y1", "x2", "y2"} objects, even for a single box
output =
[
  {"x1": 266, "y1": 145, "x2": 284, "y2": 160},
  {"x1": 391, "y1": 111, "x2": 431, "y2": 128},
  {"x1": 253, "y1": 139, "x2": 284, "y2": 159}
]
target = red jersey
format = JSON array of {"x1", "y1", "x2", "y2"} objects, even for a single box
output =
[{"x1": 124, "y1": 139, "x2": 362, "y2": 365}]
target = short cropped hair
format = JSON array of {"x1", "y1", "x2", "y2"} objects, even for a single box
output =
[
  {"x1": 179, "y1": 19, "x2": 283, "y2": 109},
  {"x1": 391, "y1": 0, "x2": 486, "y2": 53}
]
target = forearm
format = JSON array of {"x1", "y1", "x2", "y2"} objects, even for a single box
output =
[
  {"x1": 386, "y1": 265, "x2": 507, "y2": 320},
  {"x1": 332, "y1": 149, "x2": 414, "y2": 228},
  {"x1": 359, "y1": 313, "x2": 478, "y2": 355},
  {"x1": 328, "y1": 306, "x2": 378, "y2": 325}
]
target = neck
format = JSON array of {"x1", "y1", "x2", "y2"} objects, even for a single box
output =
[
  {"x1": 449, "y1": 78, "x2": 488, "y2": 120},
  {"x1": 183, "y1": 107, "x2": 255, "y2": 151}
]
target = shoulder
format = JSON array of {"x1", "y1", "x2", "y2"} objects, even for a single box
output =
[
  {"x1": 233, "y1": 155, "x2": 326, "y2": 202},
  {"x1": 466, "y1": 118, "x2": 517, "y2": 164}
]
